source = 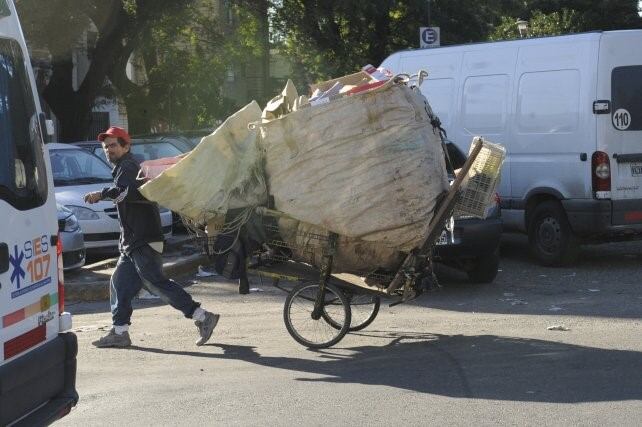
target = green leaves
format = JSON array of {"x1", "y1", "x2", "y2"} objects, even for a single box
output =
[{"x1": 15, "y1": 0, "x2": 642, "y2": 139}]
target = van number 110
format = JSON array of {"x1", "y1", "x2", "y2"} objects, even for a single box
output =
[{"x1": 613, "y1": 108, "x2": 631, "y2": 130}]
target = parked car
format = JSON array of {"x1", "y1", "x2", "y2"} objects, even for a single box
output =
[
  {"x1": 432, "y1": 143, "x2": 502, "y2": 283},
  {"x1": 49, "y1": 143, "x2": 172, "y2": 253},
  {"x1": 134, "y1": 129, "x2": 214, "y2": 150},
  {"x1": 56, "y1": 203, "x2": 86, "y2": 270},
  {"x1": 76, "y1": 137, "x2": 190, "y2": 164}
]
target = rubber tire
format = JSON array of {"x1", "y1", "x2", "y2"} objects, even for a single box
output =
[
  {"x1": 467, "y1": 250, "x2": 500, "y2": 283},
  {"x1": 528, "y1": 201, "x2": 580, "y2": 267},
  {"x1": 323, "y1": 294, "x2": 381, "y2": 332},
  {"x1": 283, "y1": 282, "x2": 351, "y2": 349}
]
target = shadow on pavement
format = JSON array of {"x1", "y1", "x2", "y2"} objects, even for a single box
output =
[
  {"x1": 127, "y1": 331, "x2": 642, "y2": 403},
  {"x1": 424, "y1": 234, "x2": 642, "y2": 319}
]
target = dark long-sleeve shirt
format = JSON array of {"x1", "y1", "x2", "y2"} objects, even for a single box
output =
[{"x1": 101, "y1": 152, "x2": 163, "y2": 253}]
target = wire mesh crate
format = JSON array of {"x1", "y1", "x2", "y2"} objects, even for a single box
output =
[{"x1": 454, "y1": 137, "x2": 506, "y2": 219}]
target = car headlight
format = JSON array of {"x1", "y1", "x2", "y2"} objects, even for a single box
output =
[
  {"x1": 67, "y1": 205, "x2": 100, "y2": 220},
  {"x1": 64, "y1": 214, "x2": 81, "y2": 232}
]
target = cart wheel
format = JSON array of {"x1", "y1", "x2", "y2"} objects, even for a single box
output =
[
  {"x1": 323, "y1": 293, "x2": 380, "y2": 332},
  {"x1": 283, "y1": 282, "x2": 351, "y2": 349}
]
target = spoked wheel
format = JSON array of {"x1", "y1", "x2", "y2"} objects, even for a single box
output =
[
  {"x1": 283, "y1": 282, "x2": 351, "y2": 349},
  {"x1": 323, "y1": 293, "x2": 380, "y2": 332}
]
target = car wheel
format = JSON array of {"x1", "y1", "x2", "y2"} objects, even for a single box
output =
[
  {"x1": 528, "y1": 200, "x2": 580, "y2": 266},
  {"x1": 467, "y1": 250, "x2": 499, "y2": 283}
]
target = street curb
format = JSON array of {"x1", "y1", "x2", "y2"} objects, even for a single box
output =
[{"x1": 65, "y1": 253, "x2": 210, "y2": 302}]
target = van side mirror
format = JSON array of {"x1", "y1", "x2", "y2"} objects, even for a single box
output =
[
  {"x1": 38, "y1": 113, "x2": 55, "y2": 143},
  {"x1": 45, "y1": 119, "x2": 55, "y2": 136}
]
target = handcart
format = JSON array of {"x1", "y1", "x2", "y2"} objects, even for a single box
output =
[{"x1": 208, "y1": 137, "x2": 503, "y2": 348}]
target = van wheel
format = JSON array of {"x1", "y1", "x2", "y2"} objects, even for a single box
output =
[
  {"x1": 528, "y1": 201, "x2": 580, "y2": 266},
  {"x1": 467, "y1": 250, "x2": 500, "y2": 283}
]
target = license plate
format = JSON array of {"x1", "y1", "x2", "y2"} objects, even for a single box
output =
[
  {"x1": 436, "y1": 230, "x2": 450, "y2": 246},
  {"x1": 631, "y1": 164, "x2": 642, "y2": 177}
]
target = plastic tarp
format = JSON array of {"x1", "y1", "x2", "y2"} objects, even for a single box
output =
[{"x1": 139, "y1": 101, "x2": 267, "y2": 224}]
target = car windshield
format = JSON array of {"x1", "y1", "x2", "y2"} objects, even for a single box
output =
[{"x1": 50, "y1": 147, "x2": 113, "y2": 186}]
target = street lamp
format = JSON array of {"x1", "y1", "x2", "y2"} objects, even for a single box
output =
[{"x1": 516, "y1": 18, "x2": 529, "y2": 38}]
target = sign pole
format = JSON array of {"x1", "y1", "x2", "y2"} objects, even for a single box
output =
[{"x1": 427, "y1": 0, "x2": 431, "y2": 27}]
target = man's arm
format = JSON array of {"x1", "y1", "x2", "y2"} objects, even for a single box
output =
[{"x1": 100, "y1": 161, "x2": 145, "y2": 203}]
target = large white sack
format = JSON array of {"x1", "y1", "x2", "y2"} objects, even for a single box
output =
[
  {"x1": 259, "y1": 79, "x2": 449, "y2": 251},
  {"x1": 139, "y1": 101, "x2": 267, "y2": 224}
]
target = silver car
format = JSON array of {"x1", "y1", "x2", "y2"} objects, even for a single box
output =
[{"x1": 57, "y1": 203, "x2": 86, "y2": 270}]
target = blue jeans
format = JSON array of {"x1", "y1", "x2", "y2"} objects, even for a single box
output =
[{"x1": 110, "y1": 244, "x2": 199, "y2": 326}]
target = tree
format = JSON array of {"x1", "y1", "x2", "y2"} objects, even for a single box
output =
[
  {"x1": 490, "y1": 0, "x2": 641, "y2": 40},
  {"x1": 17, "y1": 0, "x2": 195, "y2": 141},
  {"x1": 526, "y1": 0, "x2": 641, "y2": 31},
  {"x1": 272, "y1": 0, "x2": 525, "y2": 89},
  {"x1": 490, "y1": 9, "x2": 581, "y2": 40},
  {"x1": 273, "y1": 0, "x2": 641, "y2": 90},
  {"x1": 111, "y1": 2, "x2": 234, "y2": 133}
]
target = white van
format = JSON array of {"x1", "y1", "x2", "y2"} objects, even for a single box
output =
[
  {"x1": 381, "y1": 30, "x2": 642, "y2": 265},
  {"x1": 0, "y1": 0, "x2": 78, "y2": 424}
]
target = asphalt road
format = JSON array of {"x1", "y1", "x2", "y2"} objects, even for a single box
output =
[{"x1": 59, "y1": 234, "x2": 642, "y2": 426}]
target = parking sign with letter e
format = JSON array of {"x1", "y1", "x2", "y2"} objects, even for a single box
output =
[{"x1": 420, "y1": 27, "x2": 440, "y2": 48}]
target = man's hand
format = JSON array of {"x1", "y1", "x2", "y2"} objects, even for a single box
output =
[{"x1": 84, "y1": 191, "x2": 102, "y2": 204}]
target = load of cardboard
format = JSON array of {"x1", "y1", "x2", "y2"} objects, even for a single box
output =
[{"x1": 140, "y1": 67, "x2": 449, "y2": 273}]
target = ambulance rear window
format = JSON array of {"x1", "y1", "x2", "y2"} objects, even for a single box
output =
[
  {"x1": 0, "y1": 37, "x2": 48, "y2": 210},
  {"x1": 611, "y1": 66, "x2": 642, "y2": 131}
]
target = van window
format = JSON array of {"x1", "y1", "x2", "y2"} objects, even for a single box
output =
[
  {"x1": 0, "y1": 38, "x2": 48, "y2": 210},
  {"x1": 462, "y1": 74, "x2": 509, "y2": 134},
  {"x1": 611, "y1": 66, "x2": 642, "y2": 131},
  {"x1": 517, "y1": 70, "x2": 580, "y2": 134},
  {"x1": 0, "y1": 1, "x2": 9, "y2": 17},
  {"x1": 419, "y1": 78, "x2": 454, "y2": 127}
]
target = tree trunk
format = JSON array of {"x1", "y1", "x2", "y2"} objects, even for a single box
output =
[
  {"x1": 123, "y1": 95, "x2": 152, "y2": 135},
  {"x1": 43, "y1": 56, "x2": 94, "y2": 142}
]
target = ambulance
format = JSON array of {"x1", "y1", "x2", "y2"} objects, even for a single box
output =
[{"x1": 0, "y1": 0, "x2": 78, "y2": 424}]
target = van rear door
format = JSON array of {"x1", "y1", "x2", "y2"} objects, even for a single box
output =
[{"x1": 597, "y1": 31, "x2": 642, "y2": 224}]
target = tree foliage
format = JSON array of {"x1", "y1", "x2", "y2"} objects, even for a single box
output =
[
  {"x1": 490, "y1": 9, "x2": 581, "y2": 40},
  {"x1": 15, "y1": 0, "x2": 642, "y2": 139},
  {"x1": 17, "y1": 0, "x2": 267, "y2": 139},
  {"x1": 273, "y1": 0, "x2": 514, "y2": 87},
  {"x1": 491, "y1": 0, "x2": 641, "y2": 40},
  {"x1": 17, "y1": 0, "x2": 199, "y2": 140},
  {"x1": 273, "y1": 0, "x2": 641, "y2": 91}
]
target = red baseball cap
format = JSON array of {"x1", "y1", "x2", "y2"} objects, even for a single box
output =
[{"x1": 97, "y1": 126, "x2": 131, "y2": 144}]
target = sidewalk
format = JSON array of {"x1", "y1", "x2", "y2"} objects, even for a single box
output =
[{"x1": 64, "y1": 233, "x2": 209, "y2": 301}]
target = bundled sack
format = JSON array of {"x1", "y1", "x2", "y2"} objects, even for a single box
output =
[
  {"x1": 139, "y1": 102, "x2": 267, "y2": 224},
  {"x1": 258, "y1": 76, "x2": 449, "y2": 251}
]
